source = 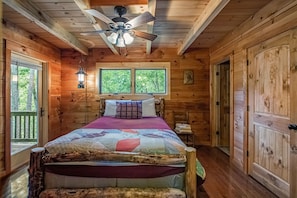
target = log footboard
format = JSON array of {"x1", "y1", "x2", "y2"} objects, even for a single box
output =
[
  {"x1": 28, "y1": 147, "x2": 46, "y2": 198},
  {"x1": 28, "y1": 147, "x2": 197, "y2": 198}
]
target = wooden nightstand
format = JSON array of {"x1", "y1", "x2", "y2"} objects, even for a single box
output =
[{"x1": 173, "y1": 111, "x2": 194, "y2": 147}]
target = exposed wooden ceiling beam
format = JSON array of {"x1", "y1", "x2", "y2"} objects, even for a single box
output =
[
  {"x1": 177, "y1": 0, "x2": 230, "y2": 55},
  {"x1": 74, "y1": 0, "x2": 119, "y2": 55},
  {"x1": 89, "y1": 0, "x2": 148, "y2": 7},
  {"x1": 3, "y1": 0, "x2": 89, "y2": 55},
  {"x1": 146, "y1": 0, "x2": 156, "y2": 55}
]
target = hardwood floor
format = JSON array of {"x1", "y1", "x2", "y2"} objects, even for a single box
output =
[
  {"x1": 0, "y1": 166, "x2": 28, "y2": 198},
  {"x1": 0, "y1": 146, "x2": 278, "y2": 198},
  {"x1": 197, "y1": 146, "x2": 278, "y2": 198}
]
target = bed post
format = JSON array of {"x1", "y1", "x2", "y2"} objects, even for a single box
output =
[
  {"x1": 28, "y1": 147, "x2": 46, "y2": 198},
  {"x1": 155, "y1": 97, "x2": 165, "y2": 118},
  {"x1": 185, "y1": 147, "x2": 197, "y2": 198},
  {"x1": 159, "y1": 97, "x2": 165, "y2": 118},
  {"x1": 99, "y1": 98, "x2": 106, "y2": 117}
]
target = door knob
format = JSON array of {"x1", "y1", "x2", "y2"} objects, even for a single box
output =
[{"x1": 288, "y1": 124, "x2": 297, "y2": 130}]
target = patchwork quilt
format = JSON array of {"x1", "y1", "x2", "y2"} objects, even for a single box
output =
[
  {"x1": 45, "y1": 128, "x2": 186, "y2": 156},
  {"x1": 44, "y1": 128, "x2": 206, "y2": 181}
]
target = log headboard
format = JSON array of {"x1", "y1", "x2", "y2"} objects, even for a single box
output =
[{"x1": 99, "y1": 97, "x2": 165, "y2": 118}]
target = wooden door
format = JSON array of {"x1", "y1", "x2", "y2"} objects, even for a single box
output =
[
  {"x1": 218, "y1": 62, "x2": 230, "y2": 153},
  {"x1": 248, "y1": 32, "x2": 292, "y2": 197},
  {"x1": 289, "y1": 29, "x2": 297, "y2": 198}
]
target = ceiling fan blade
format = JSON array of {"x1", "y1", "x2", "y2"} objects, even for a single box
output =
[
  {"x1": 85, "y1": 9, "x2": 115, "y2": 25},
  {"x1": 80, "y1": 30, "x2": 110, "y2": 36},
  {"x1": 127, "y1": 12, "x2": 156, "y2": 29},
  {"x1": 133, "y1": 30, "x2": 157, "y2": 41}
]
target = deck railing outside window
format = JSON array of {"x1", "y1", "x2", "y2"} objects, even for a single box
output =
[{"x1": 11, "y1": 111, "x2": 38, "y2": 142}]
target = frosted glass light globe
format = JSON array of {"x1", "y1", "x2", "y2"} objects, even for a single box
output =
[
  {"x1": 123, "y1": 32, "x2": 134, "y2": 45},
  {"x1": 116, "y1": 35, "x2": 126, "y2": 47},
  {"x1": 107, "y1": 32, "x2": 118, "y2": 44}
]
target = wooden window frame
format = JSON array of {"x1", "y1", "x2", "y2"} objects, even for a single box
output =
[{"x1": 96, "y1": 62, "x2": 171, "y2": 99}]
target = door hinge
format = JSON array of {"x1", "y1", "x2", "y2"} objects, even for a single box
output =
[
  {"x1": 247, "y1": 60, "x2": 249, "y2": 66},
  {"x1": 247, "y1": 105, "x2": 250, "y2": 112},
  {"x1": 216, "y1": 131, "x2": 220, "y2": 135},
  {"x1": 216, "y1": 101, "x2": 220, "y2": 106},
  {"x1": 40, "y1": 107, "x2": 45, "y2": 117},
  {"x1": 247, "y1": 150, "x2": 249, "y2": 157},
  {"x1": 216, "y1": 71, "x2": 219, "y2": 76}
]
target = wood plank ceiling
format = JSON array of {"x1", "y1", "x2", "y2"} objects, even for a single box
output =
[{"x1": 2, "y1": 0, "x2": 272, "y2": 55}]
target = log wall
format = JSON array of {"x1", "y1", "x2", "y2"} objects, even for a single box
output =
[{"x1": 60, "y1": 48, "x2": 210, "y2": 145}]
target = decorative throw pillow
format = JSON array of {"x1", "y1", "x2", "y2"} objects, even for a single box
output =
[
  {"x1": 115, "y1": 101, "x2": 142, "y2": 119},
  {"x1": 142, "y1": 98, "x2": 157, "y2": 117},
  {"x1": 104, "y1": 100, "x2": 131, "y2": 117}
]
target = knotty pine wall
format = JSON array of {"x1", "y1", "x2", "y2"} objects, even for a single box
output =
[
  {"x1": 60, "y1": 48, "x2": 210, "y2": 145},
  {"x1": 0, "y1": 20, "x2": 62, "y2": 176},
  {"x1": 0, "y1": 3, "x2": 4, "y2": 177},
  {"x1": 209, "y1": 0, "x2": 297, "y2": 173},
  {"x1": 2, "y1": 21, "x2": 62, "y2": 141},
  {"x1": 0, "y1": 0, "x2": 295, "y2": 188}
]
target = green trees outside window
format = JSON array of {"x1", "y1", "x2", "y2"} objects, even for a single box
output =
[
  {"x1": 135, "y1": 69, "x2": 166, "y2": 94},
  {"x1": 100, "y1": 68, "x2": 166, "y2": 94},
  {"x1": 11, "y1": 64, "x2": 38, "y2": 112},
  {"x1": 100, "y1": 69, "x2": 131, "y2": 94}
]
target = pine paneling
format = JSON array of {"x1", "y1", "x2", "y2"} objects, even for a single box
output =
[
  {"x1": 48, "y1": 61, "x2": 62, "y2": 141},
  {"x1": 209, "y1": 0, "x2": 297, "y2": 196},
  {"x1": 60, "y1": 48, "x2": 210, "y2": 145},
  {"x1": 210, "y1": 0, "x2": 297, "y2": 170},
  {"x1": 1, "y1": 21, "x2": 62, "y2": 177},
  {"x1": 0, "y1": 2, "x2": 5, "y2": 177},
  {"x1": 1, "y1": 0, "x2": 297, "y2": 194}
]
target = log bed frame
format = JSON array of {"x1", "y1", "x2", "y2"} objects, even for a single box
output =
[{"x1": 28, "y1": 97, "x2": 197, "y2": 198}]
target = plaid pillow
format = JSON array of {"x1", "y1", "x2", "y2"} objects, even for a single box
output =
[{"x1": 115, "y1": 101, "x2": 142, "y2": 119}]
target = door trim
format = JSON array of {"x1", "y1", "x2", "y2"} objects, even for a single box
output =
[
  {"x1": 5, "y1": 51, "x2": 49, "y2": 172},
  {"x1": 210, "y1": 56, "x2": 234, "y2": 158},
  {"x1": 40, "y1": 62, "x2": 49, "y2": 146}
]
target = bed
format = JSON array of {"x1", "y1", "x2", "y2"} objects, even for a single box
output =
[{"x1": 28, "y1": 97, "x2": 205, "y2": 198}]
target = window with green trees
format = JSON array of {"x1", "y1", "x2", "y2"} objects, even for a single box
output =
[
  {"x1": 97, "y1": 62, "x2": 170, "y2": 96},
  {"x1": 100, "y1": 69, "x2": 131, "y2": 94},
  {"x1": 135, "y1": 69, "x2": 166, "y2": 94}
]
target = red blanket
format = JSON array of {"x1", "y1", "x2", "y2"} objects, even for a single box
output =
[{"x1": 83, "y1": 117, "x2": 171, "y2": 129}]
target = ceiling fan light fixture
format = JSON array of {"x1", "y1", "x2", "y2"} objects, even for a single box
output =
[
  {"x1": 116, "y1": 35, "x2": 126, "y2": 48},
  {"x1": 123, "y1": 32, "x2": 134, "y2": 45},
  {"x1": 84, "y1": 6, "x2": 157, "y2": 48},
  {"x1": 107, "y1": 32, "x2": 118, "y2": 44}
]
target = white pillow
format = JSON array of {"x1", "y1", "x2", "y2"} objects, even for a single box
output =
[
  {"x1": 142, "y1": 98, "x2": 157, "y2": 117},
  {"x1": 104, "y1": 100, "x2": 131, "y2": 116}
]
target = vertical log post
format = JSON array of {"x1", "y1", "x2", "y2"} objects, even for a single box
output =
[
  {"x1": 185, "y1": 147, "x2": 197, "y2": 198},
  {"x1": 28, "y1": 147, "x2": 45, "y2": 198}
]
